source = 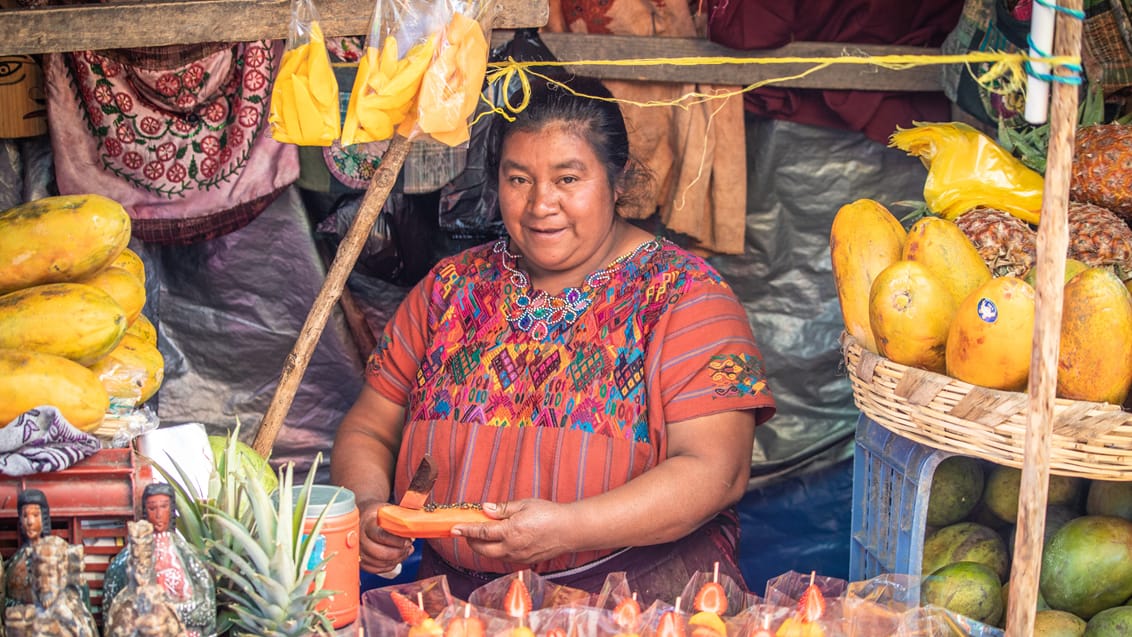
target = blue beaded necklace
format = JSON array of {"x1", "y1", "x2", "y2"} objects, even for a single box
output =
[{"x1": 494, "y1": 238, "x2": 661, "y2": 339}]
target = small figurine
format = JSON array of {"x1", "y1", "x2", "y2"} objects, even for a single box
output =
[
  {"x1": 104, "y1": 520, "x2": 186, "y2": 637},
  {"x1": 3, "y1": 535, "x2": 97, "y2": 637},
  {"x1": 104, "y1": 483, "x2": 215, "y2": 637},
  {"x1": 5, "y1": 489, "x2": 50, "y2": 607}
]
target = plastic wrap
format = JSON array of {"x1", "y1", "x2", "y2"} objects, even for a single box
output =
[{"x1": 268, "y1": 0, "x2": 341, "y2": 146}]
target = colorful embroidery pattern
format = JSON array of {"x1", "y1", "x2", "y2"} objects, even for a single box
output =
[{"x1": 708, "y1": 354, "x2": 769, "y2": 398}]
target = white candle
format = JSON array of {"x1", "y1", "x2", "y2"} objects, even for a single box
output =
[{"x1": 1024, "y1": 0, "x2": 1057, "y2": 124}]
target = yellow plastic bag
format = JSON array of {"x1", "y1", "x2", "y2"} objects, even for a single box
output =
[
  {"x1": 268, "y1": 0, "x2": 340, "y2": 146},
  {"x1": 889, "y1": 122, "x2": 1044, "y2": 225}
]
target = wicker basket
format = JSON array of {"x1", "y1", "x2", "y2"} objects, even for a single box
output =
[{"x1": 841, "y1": 332, "x2": 1132, "y2": 481}]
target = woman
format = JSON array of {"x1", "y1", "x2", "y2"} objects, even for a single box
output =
[{"x1": 331, "y1": 77, "x2": 775, "y2": 602}]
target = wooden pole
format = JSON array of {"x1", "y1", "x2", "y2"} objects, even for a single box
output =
[
  {"x1": 253, "y1": 134, "x2": 412, "y2": 458},
  {"x1": 1004, "y1": 3, "x2": 1082, "y2": 636}
]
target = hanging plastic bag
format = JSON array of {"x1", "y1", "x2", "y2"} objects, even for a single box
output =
[
  {"x1": 341, "y1": 0, "x2": 442, "y2": 146},
  {"x1": 269, "y1": 0, "x2": 341, "y2": 146},
  {"x1": 889, "y1": 121, "x2": 1044, "y2": 225}
]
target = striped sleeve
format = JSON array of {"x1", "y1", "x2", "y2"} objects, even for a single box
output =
[
  {"x1": 364, "y1": 275, "x2": 434, "y2": 406},
  {"x1": 655, "y1": 281, "x2": 776, "y2": 426}
]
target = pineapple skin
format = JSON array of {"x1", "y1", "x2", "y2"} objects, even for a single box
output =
[{"x1": 1072, "y1": 124, "x2": 1132, "y2": 221}]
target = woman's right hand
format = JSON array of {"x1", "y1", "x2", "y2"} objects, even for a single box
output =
[{"x1": 359, "y1": 500, "x2": 415, "y2": 575}]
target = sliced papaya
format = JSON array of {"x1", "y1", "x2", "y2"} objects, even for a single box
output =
[{"x1": 377, "y1": 504, "x2": 491, "y2": 538}]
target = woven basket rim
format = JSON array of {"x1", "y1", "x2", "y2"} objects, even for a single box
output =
[{"x1": 841, "y1": 331, "x2": 1132, "y2": 481}]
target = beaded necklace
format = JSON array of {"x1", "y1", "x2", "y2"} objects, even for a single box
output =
[{"x1": 494, "y1": 237, "x2": 662, "y2": 339}]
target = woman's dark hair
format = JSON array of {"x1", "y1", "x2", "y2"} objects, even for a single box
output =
[
  {"x1": 488, "y1": 75, "x2": 651, "y2": 213},
  {"x1": 142, "y1": 482, "x2": 179, "y2": 522},
  {"x1": 17, "y1": 489, "x2": 50, "y2": 544}
]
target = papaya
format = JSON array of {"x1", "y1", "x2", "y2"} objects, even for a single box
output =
[
  {"x1": 126, "y1": 312, "x2": 157, "y2": 345},
  {"x1": 868, "y1": 260, "x2": 956, "y2": 373},
  {"x1": 829, "y1": 199, "x2": 906, "y2": 353},
  {"x1": 0, "y1": 348, "x2": 109, "y2": 431},
  {"x1": 0, "y1": 282, "x2": 126, "y2": 366},
  {"x1": 945, "y1": 276, "x2": 1035, "y2": 391},
  {"x1": 76, "y1": 265, "x2": 146, "y2": 325},
  {"x1": 88, "y1": 333, "x2": 164, "y2": 404},
  {"x1": 0, "y1": 194, "x2": 131, "y2": 294},
  {"x1": 1025, "y1": 258, "x2": 1090, "y2": 287},
  {"x1": 1056, "y1": 268, "x2": 1132, "y2": 405},
  {"x1": 1040, "y1": 516, "x2": 1132, "y2": 619},
  {"x1": 109, "y1": 247, "x2": 146, "y2": 287},
  {"x1": 902, "y1": 216, "x2": 992, "y2": 307},
  {"x1": 377, "y1": 504, "x2": 491, "y2": 538}
]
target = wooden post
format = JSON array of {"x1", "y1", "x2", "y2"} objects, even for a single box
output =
[
  {"x1": 253, "y1": 134, "x2": 411, "y2": 458},
  {"x1": 1005, "y1": 3, "x2": 1082, "y2": 636}
]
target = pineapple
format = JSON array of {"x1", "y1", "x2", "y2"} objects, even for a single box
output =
[
  {"x1": 1071, "y1": 124, "x2": 1132, "y2": 222},
  {"x1": 1067, "y1": 202, "x2": 1132, "y2": 281},
  {"x1": 955, "y1": 207, "x2": 1037, "y2": 277}
]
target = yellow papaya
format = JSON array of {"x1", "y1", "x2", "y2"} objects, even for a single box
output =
[
  {"x1": 88, "y1": 333, "x2": 164, "y2": 405},
  {"x1": 109, "y1": 247, "x2": 146, "y2": 287},
  {"x1": 0, "y1": 283, "x2": 127, "y2": 366},
  {"x1": 1057, "y1": 268, "x2": 1132, "y2": 404},
  {"x1": 76, "y1": 266, "x2": 146, "y2": 325},
  {"x1": 830, "y1": 199, "x2": 906, "y2": 353},
  {"x1": 0, "y1": 194, "x2": 131, "y2": 294},
  {"x1": 946, "y1": 276, "x2": 1035, "y2": 391},
  {"x1": 902, "y1": 216, "x2": 991, "y2": 307},
  {"x1": 0, "y1": 348, "x2": 108, "y2": 431},
  {"x1": 126, "y1": 312, "x2": 157, "y2": 345},
  {"x1": 869, "y1": 260, "x2": 957, "y2": 374}
]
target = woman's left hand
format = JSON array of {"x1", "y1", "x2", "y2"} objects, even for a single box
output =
[{"x1": 451, "y1": 498, "x2": 573, "y2": 565}]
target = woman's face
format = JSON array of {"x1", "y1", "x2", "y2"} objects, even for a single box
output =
[
  {"x1": 20, "y1": 504, "x2": 41, "y2": 541},
  {"x1": 144, "y1": 494, "x2": 173, "y2": 532},
  {"x1": 497, "y1": 123, "x2": 621, "y2": 289}
]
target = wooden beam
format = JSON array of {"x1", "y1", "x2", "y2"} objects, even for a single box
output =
[{"x1": 0, "y1": 0, "x2": 547, "y2": 55}]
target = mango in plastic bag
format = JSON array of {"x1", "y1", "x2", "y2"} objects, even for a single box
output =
[
  {"x1": 341, "y1": 34, "x2": 437, "y2": 146},
  {"x1": 890, "y1": 122, "x2": 1043, "y2": 225},
  {"x1": 269, "y1": 21, "x2": 341, "y2": 146}
]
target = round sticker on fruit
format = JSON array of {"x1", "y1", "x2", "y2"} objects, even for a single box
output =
[{"x1": 977, "y1": 298, "x2": 998, "y2": 323}]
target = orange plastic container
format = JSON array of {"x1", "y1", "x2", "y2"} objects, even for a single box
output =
[{"x1": 302, "y1": 485, "x2": 360, "y2": 628}]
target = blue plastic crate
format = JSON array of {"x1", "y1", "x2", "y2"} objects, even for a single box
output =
[{"x1": 849, "y1": 414, "x2": 955, "y2": 581}]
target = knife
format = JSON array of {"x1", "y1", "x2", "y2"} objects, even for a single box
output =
[{"x1": 398, "y1": 455, "x2": 438, "y2": 510}]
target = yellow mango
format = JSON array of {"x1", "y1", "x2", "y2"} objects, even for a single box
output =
[
  {"x1": 869, "y1": 260, "x2": 957, "y2": 373},
  {"x1": 1057, "y1": 268, "x2": 1132, "y2": 404},
  {"x1": 110, "y1": 247, "x2": 146, "y2": 287},
  {"x1": 946, "y1": 276, "x2": 1035, "y2": 391},
  {"x1": 88, "y1": 333, "x2": 165, "y2": 405},
  {"x1": 0, "y1": 282, "x2": 127, "y2": 366},
  {"x1": 126, "y1": 312, "x2": 157, "y2": 345},
  {"x1": 0, "y1": 348, "x2": 108, "y2": 431},
  {"x1": 76, "y1": 265, "x2": 145, "y2": 325},
  {"x1": 0, "y1": 194, "x2": 131, "y2": 294},
  {"x1": 902, "y1": 216, "x2": 991, "y2": 307},
  {"x1": 830, "y1": 199, "x2": 906, "y2": 353}
]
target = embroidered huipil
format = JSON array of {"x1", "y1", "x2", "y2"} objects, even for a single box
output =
[{"x1": 366, "y1": 240, "x2": 775, "y2": 574}]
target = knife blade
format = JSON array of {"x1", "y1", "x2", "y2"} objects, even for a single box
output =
[{"x1": 398, "y1": 455, "x2": 437, "y2": 510}]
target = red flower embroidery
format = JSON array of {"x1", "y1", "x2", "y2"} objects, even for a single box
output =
[
  {"x1": 237, "y1": 105, "x2": 259, "y2": 128},
  {"x1": 156, "y1": 73, "x2": 182, "y2": 97},
  {"x1": 243, "y1": 69, "x2": 267, "y2": 92},
  {"x1": 143, "y1": 160, "x2": 165, "y2": 180},
  {"x1": 182, "y1": 64, "x2": 205, "y2": 88},
  {"x1": 175, "y1": 94, "x2": 197, "y2": 111},
  {"x1": 218, "y1": 147, "x2": 232, "y2": 164},
  {"x1": 86, "y1": 106, "x2": 104, "y2": 127},
  {"x1": 227, "y1": 125, "x2": 244, "y2": 146},
  {"x1": 114, "y1": 92, "x2": 134, "y2": 113},
  {"x1": 173, "y1": 118, "x2": 196, "y2": 134},
  {"x1": 199, "y1": 156, "x2": 219, "y2": 178},
  {"x1": 122, "y1": 151, "x2": 144, "y2": 170},
  {"x1": 116, "y1": 123, "x2": 136, "y2": 144},
  {"x1": 244, "y1": 46, "x2": 267, "y2": 68},
  {"x1": 203, "y1": 102, "x2": 227, "y2": 124},
  {"x1": 104, "y1": 138, "x2": 122, "y2": 157},
  {"x1": 155, "y1": 142, "x2": 177, "y2": 161},
  {"x1": 94, "y1": 84, "x2": 115, "y2": 105},
  {"x1": 166, "y1": 162, "x2": 187, "y2": 182},
  {"x1": 103, "y1": 60, "x2": 121, "y2": 78},
  {"x1": 200, "y1": 135, "x2": 221, "y2": 157},
  {"x1": 140, "y1": 116, "x2": 163, "y2": 136}
]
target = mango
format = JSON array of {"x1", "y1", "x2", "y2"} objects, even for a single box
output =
[
  {"x1": 126, "y1": 312, "x2": 157, "y2": 345},
  {"x1": 1034, "y1": 609, "x2": 1086, "y2": 637},
  {"x1": 0, "y1": 194, "x2": 131, "y2": 294},
  {"x1": 946, "y1": 276, "x2": 1035, "y2": 391},
  {"x1": 868, "y1": 260, "x2": 956, "y2": 373},
  {"x1": 76, "y1": 265, "x2": 146, "y2": 325},
  {"x1": 830, "y1": 199, "x2": 906, "y2": 353},
  {"x1": 0, "y1": 282, "x2": 127, "y2": 366},
  {"x1": 1057, "y1": 268, "x2": 1132, "y2": 405},
  {"x1": 921, "y1": 561, "x2": 1004, "y2": 627},
  {"x1": 110, "y1": 247, "x2": 146, "y2": 287},
  {"x1": 0, "y1": 348, "x2": 108, "y2": 431},
  {"x1": 1025, "y1": 258, "x2": 1089, "y2": 288},
  {"x1": 902, "y1": 216, "x2": 992, "y2": 307},
  {"x1": 1041, "y1": 516, "x2": 1132, "y2": 619},
  {"x1": 88, "y1": 333, "x2": 164, "y2": 405}
]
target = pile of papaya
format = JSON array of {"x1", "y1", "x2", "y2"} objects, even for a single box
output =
[
  {"x1": 830, "y1": 198, "x2": 1132, "y2": 406},
  {"x1": 920, "y1": 456, "x2": 1132, "y2": 636},
  {"x1": 0, "y1": 194, "x2": 164, "y2": 432}
]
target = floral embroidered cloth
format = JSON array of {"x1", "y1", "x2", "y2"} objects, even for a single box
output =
[
  {"x1": 366, "y1": 239, "x2": 776, "y2": 574},
  {"x1": 0, "y1": 406, "x2": 100, "y2": 477}
]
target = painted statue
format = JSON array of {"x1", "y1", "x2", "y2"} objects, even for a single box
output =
[
  {"x1": 3, "y1": 535, "x2": 96, "y2": 637},
  {"x1": 104, "y1": 520, "x2": 186, "y2": 637}
]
